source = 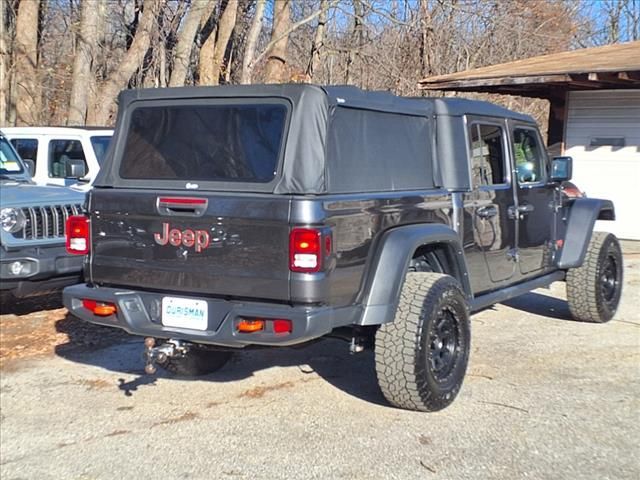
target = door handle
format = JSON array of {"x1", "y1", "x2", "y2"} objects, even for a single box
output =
[
  {"x1": 476, "y1": 205, "x2": 498, "y2": 219},
  {"x1": 517, "y1": 203, "x2": 535, "y2": 213},
  {"x1": 508, "y1": 203, "x2": 535, "y2": 219},
  {"x1": 156, "y1": 196, "x2": 208, "y2": 217}
]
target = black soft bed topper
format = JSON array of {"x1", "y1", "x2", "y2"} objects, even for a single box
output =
[{"x1": 96, "y1": 84, "x2": 534, "y2": 195}]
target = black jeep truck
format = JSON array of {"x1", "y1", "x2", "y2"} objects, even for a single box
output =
[{"x1": 63, "y1": 85, "x2": 622, "y2": 412}]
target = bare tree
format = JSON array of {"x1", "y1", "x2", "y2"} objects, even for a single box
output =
[
  {"x1": 68, "y1": 0, "x2": 102, "y2": 125},
  {"x1": 89, "y1": 0, "x2": 160, "y2": 125},
  {"x1": 345, "y1": 0, "x2": 363, "y2": 85},
  {"x1": 168, "y1": 0, "x2": 208, "y2": 87},
  {"x1": 307, "y1": 0, "x2": 328, "y2": 79},
  {"x1": 14, "y1": 0, "x2": 40, "y2": 126},
  {"x1": 0, "y1": 1, "x2": 12, "y2": 125},
  {"x1": 199, "y1": 0, "x2": 238, "y2": 85},
  {"x1": 419, "y1": 0, "x2": 432, "y2": 79},
  {"x1": 3, "y1": 0, "x2": 613, "y2": 128},
  {"x1": 240, "y1": 0, "x2": 266, "y2": 84},
  {"x1": 209, "y1": 0, "x2": 238, "y2": 84},
  {"x1": 264, "y1": 0, "x2": 291, "y2": 83}
]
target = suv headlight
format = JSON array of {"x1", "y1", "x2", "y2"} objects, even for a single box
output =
[{"x1": 0, "y1": 208, "x2": 26, "y2": 233}]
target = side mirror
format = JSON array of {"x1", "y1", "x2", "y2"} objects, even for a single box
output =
[
  {"x1": 550, "y1": 156, "x2": 572, "y2": 182},
  {"x1": 23, "y1": 159, "x2": 36, "y2": 177},
  {"x1": 65, "y1": 159, "x2": 87, "y2": 179}
]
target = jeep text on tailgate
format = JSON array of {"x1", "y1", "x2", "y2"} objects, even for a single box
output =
[{"x1": 63, "y1": 85, "x2": 622, "y2": 412}]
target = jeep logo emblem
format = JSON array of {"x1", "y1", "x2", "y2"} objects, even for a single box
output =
[{"x1": 154, "y1": 223, "x2": 210, "y2": 253}]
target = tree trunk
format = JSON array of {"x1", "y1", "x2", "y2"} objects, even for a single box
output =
[
  {"x1": 14, "y1": 0, "x2": 40, "y2": 126},
  {"x1": 307, "y1": 0, "x2": 328, "y2": 79},
  {"x1": 264, "y1": 0, "x2": 291, "y2": 83},
  {"x1": 345, "y1": 0, "x2": 363, "y2": 85},
  {"x1": 419, "y1": 0, "x2": 432, "y2": 80},
  {"x1": 0, "y1": 2, "x2": 9, "y2": 125},
  {"x1": 68, "y1": 0, "x2": 101, "y2": 125},
  {"x1": 168, "y1": 0, "x2": 208, "y2": 87},
  {"x1": 209, "y1": 0, "x2": 238, "y2": 85},
  {"x1": 199, "y1": 0, "x2": 238, "y2": 85},
  {"x1": 240, "y1": 0, "x2": 266, "y2": 84},
  {"x1": 89, "y1": 0, "x2": 159, "y2": 126}
]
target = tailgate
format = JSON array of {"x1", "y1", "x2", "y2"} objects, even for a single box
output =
[{"x1": 89, "y1": 189, "x2": 291, "y2": 301}]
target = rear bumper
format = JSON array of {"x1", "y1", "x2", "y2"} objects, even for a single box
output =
[
  {"x1": 62, "y1": 284, "x2": 360, "y2": 348},
  {"x1": 0, "y1": 245, "x2": 83, "y2": 297}
]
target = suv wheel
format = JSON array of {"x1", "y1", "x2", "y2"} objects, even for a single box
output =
[
  {"x1": 566, "y1": 232, "x2": 623, "y2": 323},
  {"x1": 375, "y1": 273, "x2": 470, "y2": 412},
  {"x1": 158, "y1": 348, "x2": 232, "y2": 377}
]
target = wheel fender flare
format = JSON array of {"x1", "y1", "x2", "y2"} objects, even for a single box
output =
[
  {"x1": 358, "y1": 224, "x2": 471, "y2": 326},
  {"x1": 556, "y1": 197, "x2": 616, "y2": 269}
]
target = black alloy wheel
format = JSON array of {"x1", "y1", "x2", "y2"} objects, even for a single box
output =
[{"x1": 428, "y1": 308, "x2": 462, "y2": 382}]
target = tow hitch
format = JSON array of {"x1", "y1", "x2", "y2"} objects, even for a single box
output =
[{"x1": 143, "y1": 337, "x2": 190, "y2": 374}]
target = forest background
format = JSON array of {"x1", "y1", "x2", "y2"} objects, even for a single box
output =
[{"x1": 1, "y1": 0, "x2": 639, "y2": 129}]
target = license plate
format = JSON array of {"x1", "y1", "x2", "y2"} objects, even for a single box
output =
[{"x1": 161, "y1": 297, "x2": 208, "y2": 331}]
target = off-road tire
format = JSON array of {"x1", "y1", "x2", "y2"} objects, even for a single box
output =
[
  {"x1": 375, "y1": 273, "x2": 470, "y2": 412},
  {"x1": 158, "y1": 348, "x2": 232, "y2": 377},
  {"x1": 566, "y1": 232, "x2": 623, "y2": 323}
]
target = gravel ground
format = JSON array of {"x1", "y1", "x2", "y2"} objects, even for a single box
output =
[{"x1": 1, "y1": 245, "x2": 639, "y2": 480}]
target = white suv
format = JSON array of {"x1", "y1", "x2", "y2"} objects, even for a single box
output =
[{"x1": 2, "y1": 127, "x2": 113, "y2": 188}]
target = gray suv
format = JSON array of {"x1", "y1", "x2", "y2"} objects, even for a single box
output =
[
  {"x1": 0, "y1": 135, "x2": 85, "y2": 301},
  {"x1": 63, "y1": 85, "x2": 622, "y2": 411}
]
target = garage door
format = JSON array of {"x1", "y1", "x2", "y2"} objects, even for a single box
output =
[{"x1": 565, "y1": 90, "x2": 640, "y2": 240}]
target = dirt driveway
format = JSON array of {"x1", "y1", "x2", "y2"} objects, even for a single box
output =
[{"x1": 1, "y1": 246, "x2": 639, "y2": 479}]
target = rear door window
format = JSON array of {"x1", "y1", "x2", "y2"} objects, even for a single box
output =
[
  {"x1": 468, "y1": 123, "x2": 508, "y2": 187},
  {"x1": 119, "y1": 103, "x2": 288, "y2": 183},
  {"x1": 48, "y1": 139, "x2": 87, "y2": 178}
]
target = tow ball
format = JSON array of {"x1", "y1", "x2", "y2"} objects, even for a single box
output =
[{"x1": 143, "y1": 337, "x2": 190, "y2": 374}]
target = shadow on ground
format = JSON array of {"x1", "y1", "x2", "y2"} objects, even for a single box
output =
[
  {"x1": 0, "y1": 293, "x2": 64, "y2": 316},
  {"x1": 501, "y1": 291, "x2": 573, "y2": 320},
  {"x1": 53, "y1": 312, "x2": 386, "y2": 406}
]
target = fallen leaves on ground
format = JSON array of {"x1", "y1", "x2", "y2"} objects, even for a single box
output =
[{"x1": 0, "y1": 295, "x2": 129, "y2": 370}]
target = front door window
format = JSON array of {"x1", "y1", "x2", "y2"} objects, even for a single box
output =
[{"x1": 513, "y1": 127, "x2": 546, "y2": 184}]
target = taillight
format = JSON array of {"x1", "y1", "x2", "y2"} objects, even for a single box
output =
[
  {"x1": 273, "y1": 319, "x2": 292, "y2": 334},
  {"x1": 82, "y1": 299, "x2": 117, "y2": 316},
  {"x1": 237, "y1": 318, "x2": 265, "y2": 333},
  {"x1": 66, "y1": 215, "x2": 90, "y2": 255},
  {"x1": 289, "y1": 228, "x2": 322, "y2": 273}
]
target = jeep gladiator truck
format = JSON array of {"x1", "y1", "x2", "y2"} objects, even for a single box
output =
[
  {"x1": 0, "y1": 135, "x2": 85, "y2": 301},
  {"x1": 63, "y1": 85, "x2": 622, "y2": 412}
]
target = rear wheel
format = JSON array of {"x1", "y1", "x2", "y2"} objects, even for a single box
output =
[
  {"x1": 158, "y1": 348, "x2": 232, "y2": 377},
  {"x1": 566, "y1": 232, "x2": 623, "y2": 323},
  {"x1": 375, "y1": 273, "x2": 470, "y2": 412}
]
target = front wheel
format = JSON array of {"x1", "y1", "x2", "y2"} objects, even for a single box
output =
[
  {"x1": 566, "y1": 232, "x2": 623, "y2": 323},
  {"x1": 375, "y1": 273, "x2": 470, "y2": 412}
]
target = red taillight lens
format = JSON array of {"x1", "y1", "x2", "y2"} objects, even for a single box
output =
[
  {"x1": 82, "y1": 299, "x2": 117, "y2": 316},
  {"x1": 289, "y1": 228, "x2": 322, "y2": 273},
  {"x1": 273, "y1": 319, "x2": 292, "y2": 334},
  {"x1": 66, "y1": 215, "x2": 90, "y2": 255}
]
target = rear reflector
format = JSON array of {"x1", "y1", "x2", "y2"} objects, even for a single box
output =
[
  {"x1": 237, "y1": 319, "x2": 265, "y2": 333},
  {"x1": 273, "y1": 319, "x2": 292, "y2": 334},
  {"x1": 290, "y1": 228, "x2": 322, "y2": 273},
  {"x1": 66, "y1": 215, "x2": 90, "y2": 255},
  {"x1": 82, "y1": 299, "x2": 117, "y2": 317}
]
